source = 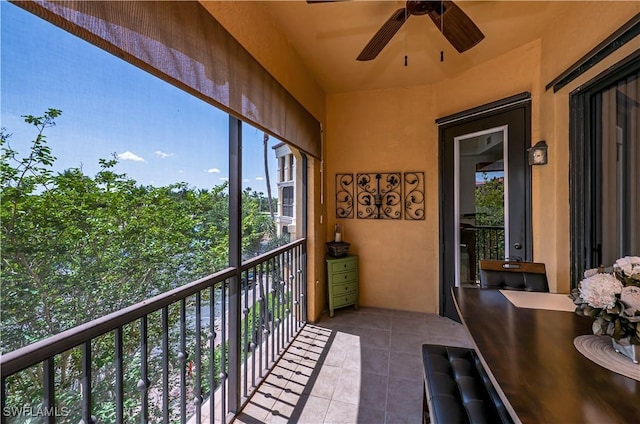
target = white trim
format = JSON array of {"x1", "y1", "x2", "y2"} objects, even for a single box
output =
[{"x1": 453, "y1": 125, "x2": 509, "y2": 287}]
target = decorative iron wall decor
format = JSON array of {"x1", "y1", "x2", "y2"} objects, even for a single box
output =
[
  {"x1": 356, "y1": 173, "x2": 402, "y2": 219},
  {"x1": 404, "y1": 171, "x2": 425, "y2": 220},
  {"x1": 335, "y1": 173, "x2": 354, "y2": 218}
]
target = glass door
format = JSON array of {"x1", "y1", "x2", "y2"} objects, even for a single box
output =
[
  {"x1": 439, "y1": 98, "x2": 531, "y2": 320},
  {"x1": 454, "y1": 126, "x2": 508, "y2": 287}
]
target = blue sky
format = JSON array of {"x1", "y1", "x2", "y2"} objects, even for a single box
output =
[{"x1": 1, "y1": 2, "x2": 279, "y2": 194}]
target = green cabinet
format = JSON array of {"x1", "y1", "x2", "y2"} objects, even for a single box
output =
[{"x1": 326, "y1": 255, "x2": 358, "y2": 317}]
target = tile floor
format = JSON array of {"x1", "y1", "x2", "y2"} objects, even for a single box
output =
[{"x1": 234, "y1": 307, "x2": 473, "y2": 424}]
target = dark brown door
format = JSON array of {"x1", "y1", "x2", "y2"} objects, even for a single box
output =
[{"x1": 439, "y1": 97, "x2": 532, "y2": 320}]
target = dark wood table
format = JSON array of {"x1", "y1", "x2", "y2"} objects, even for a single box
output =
[{"x1": 453, "y1": 287, "x2": 640, "y2": 424}]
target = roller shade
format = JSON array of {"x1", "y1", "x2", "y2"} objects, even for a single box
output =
[{"x1": 14, "y1": 0, "x2": 321, "y2": 159}]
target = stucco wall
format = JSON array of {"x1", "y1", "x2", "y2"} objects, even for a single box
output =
[
  {"x1": 202, "y1": 1, "x2": 639, "y2": 316},
  {"x1": 326, "y1": 2, "x2": 639, "y2": 311},
  {"x1": 326, "y1": 88, "x2": 440, "y2": 312},
  {"x1": 326, "y1": 40, "x2": 542, "y2": 313}
]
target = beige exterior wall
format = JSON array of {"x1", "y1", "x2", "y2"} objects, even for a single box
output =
[{"x1": 202, "y1": 1, "x2": 640, "y2": 316}]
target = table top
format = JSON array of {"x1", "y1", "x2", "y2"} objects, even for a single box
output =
[{"x1": 453, "y1": 287, "x2": 640, "y2": 424}]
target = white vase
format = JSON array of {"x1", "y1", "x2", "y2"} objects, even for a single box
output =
[{"x1": 612, "y1": 339, "x2": 640, "y2": 364}]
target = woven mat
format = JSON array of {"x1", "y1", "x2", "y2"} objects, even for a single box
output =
[{"x1": 573, "y1": 335, "x2": 640, "y2": 381}]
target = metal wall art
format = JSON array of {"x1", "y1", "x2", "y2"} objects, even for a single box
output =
[
  {"x1": 335, "y1": 173, "x2": 354, "y2": 218},
  {"x1": 356, "y1": 173, "x2": 402, "y2": 219},
  {"x1": 335, "y1": 171, "x2": 426, "y2": 220},
  {"x1": 404, "y1": 172, "x2": 425, "y2": 220}
]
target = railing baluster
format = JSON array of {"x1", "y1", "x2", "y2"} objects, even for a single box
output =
[
  {"x1": 270, "y1": 257, "x2": 276, "y2": 364},
  {"x1": 115, "y1": 327, "x2": 124, "y2": 424},
  {"x1": 195, "y1": 292, "x2": 202, "y2": 423},
  {"x1": 242, "y1": 270, "x2": 248, "y2": 398},
  {"x1": 180, "y1": 298, "x2": 187, "y2": 424},
  {"x1": 139, "y1": 316, "x2": 148, "y2": 424},
  {"x1": 1, "y1": 377, "x2": 6, "y2": 424},
  {"x1": 287, "y1": 249, "x2": 292, "y2": 340},
  {"x1": 221, "y1": 280, "x2": 227, "y2": 417},
  {"x1": 276, "y1": 253, "x2": 286, "y2": 355},
  {"x1": 251, "y1": 265, "x2": 257, "y2": 387},
  {"x1": 82, "y1": 341, "x2": 92, "y2": 424},
  {"x1": 264, "y1": 259, "x2": 270, "y2": 371},
  {"x1": 161, "y1": 307, "x2": 169, "y2": 424},
  {"x1": 301, "y1": 243, "x2": 307, "y2": 324},
  {"x1": 258, "y1": 262, "x2": 264, "y2": 378},
  {"x1": 43, "y1": 357, "x2": 55, "y2": 424},
  {"x1": 208, "y1": 285, "x2": 216, "y2": 423}
]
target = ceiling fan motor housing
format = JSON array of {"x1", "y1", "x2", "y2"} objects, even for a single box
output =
[{"x1": 407, "y1": 1, "x2": 441, "y2": 16}]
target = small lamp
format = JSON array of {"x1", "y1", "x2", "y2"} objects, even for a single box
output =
[{"x1": 528, "y1": 140, "x2": 548, "y2": 165}]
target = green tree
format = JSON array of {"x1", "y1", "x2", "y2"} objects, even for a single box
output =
[
  {"x1": 1, "y1": 110, "x2": 283, "y2": 422},
  {"x1": 475, "y1": 173, "x2": 504, "y2": 226}
]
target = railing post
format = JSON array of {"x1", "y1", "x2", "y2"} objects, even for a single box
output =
[
  {"x1": 228, "y1": 116, "x2": 242, "y2": 414},
  {"x1": 43, "y1": 357, "x2": 55, "y2": 424}
]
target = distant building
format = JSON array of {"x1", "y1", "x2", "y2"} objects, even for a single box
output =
[{"x1": 273, "y1": 143, "x2": 296, "y2": 241}]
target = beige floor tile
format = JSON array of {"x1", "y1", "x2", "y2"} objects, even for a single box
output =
[
  {"x1": 295, "y1": 395, "x2": 331, "y2": 423},
  {"x1": 324, "y1": 400, "x2": 359, "y2": 424},
  {"x1": 239, "y1": 311, "x2": 471, "y2": 423}
]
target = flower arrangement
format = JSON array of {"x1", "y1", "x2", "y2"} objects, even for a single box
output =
[{"x1": 571, "y1": 256, "x2": 640, "y2": 346}]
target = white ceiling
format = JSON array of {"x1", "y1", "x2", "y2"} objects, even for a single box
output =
[{"x1": 263, "y1": 1, "x2": 557, "y2": 93}]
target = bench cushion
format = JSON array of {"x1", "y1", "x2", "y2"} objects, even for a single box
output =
[{"x1": 422, "y1": 344, "x2": 514, "y2": 424}]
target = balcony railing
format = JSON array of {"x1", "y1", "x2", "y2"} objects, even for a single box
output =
[
  {"x1": 461, "y1": 226, "x2": 505, "y2": 284},
  {"x1": 1, "y1": 239, "x2": 306, "y2": 424}
]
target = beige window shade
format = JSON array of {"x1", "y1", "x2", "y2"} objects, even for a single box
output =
[{"x1": 14, "y1": 0, "x2": 321, "y2": 159}]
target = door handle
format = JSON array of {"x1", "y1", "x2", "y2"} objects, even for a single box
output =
[{"x1": 514, "y1": 242, "x2": 522, "y2": 250}]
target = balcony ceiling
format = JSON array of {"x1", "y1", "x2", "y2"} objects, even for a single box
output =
[{"x1": 263, "y1": 0, "x2": 555, "y2": 94}]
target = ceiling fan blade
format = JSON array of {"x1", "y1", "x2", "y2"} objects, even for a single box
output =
[
  {"x1": 427, "y1": 1, "x2": 484, "y2": 53},
  {"x1": 357, "y1": 8, "x2": 408, "y2": 61}
]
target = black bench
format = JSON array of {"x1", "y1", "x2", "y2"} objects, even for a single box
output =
[{"x1": 421, "y1": 344, "x2": 514, "y2": 424}]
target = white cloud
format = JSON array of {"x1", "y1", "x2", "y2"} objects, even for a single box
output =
[
  {"x1": 220, "y1": 177, "x2": 229, "y2": 181},
  {"x1": 207, "y1": 168, "x2": 221, "y2": 174},
  {"x1": 117, "y1": 151, "x2": 145, "y2": 162},
  {"x1": 154, "y1": 150, "x2": 174, "y2": 159},
  {"x1": 255, "y1": 177, "x2": 264, "y2": 181},
  {"x1": 243, "y1": 178, "x2": 250, "y2": 183}
]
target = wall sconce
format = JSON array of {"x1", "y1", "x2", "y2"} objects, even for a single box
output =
[{"x1": 528, "y1": 140, "x2": 548, "y2": 165}]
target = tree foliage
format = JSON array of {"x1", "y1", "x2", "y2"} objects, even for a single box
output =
[
  {"x1": 474, "y1": 173, "x2": 504, "y2": 227},
  {"x1": 0, "y1": 110, "x2": 286, "y2": 422}
]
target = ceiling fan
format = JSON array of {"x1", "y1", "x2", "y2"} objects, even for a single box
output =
[{"x1": 309, "y1": 1, "x2": 484, "y2": 61}]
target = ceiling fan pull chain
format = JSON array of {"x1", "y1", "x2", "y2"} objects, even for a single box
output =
[{"x1": 440, "y1": 1, "x2": 445, "y2": 62}]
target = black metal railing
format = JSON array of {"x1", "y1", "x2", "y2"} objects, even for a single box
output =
[
  {"x1": 1, "y1": 239, "x2": 306, "y2": 424},
  {"x1": 474, "y1": 226, "x2": 505, "y2": 265},
  {"x1": 462, "y1": 226, "x2": 505, "y2": 284}
]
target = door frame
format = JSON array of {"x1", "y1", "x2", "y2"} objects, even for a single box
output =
[
  {"x1": 453, "y1": 125, "x2": 510, "y2": 287},
  {"x1": 438, "y1": 92, "x2": 532, "y2": 319}
]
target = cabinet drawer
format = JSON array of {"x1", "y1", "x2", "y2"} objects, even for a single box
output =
[
  {"x1": 331, "y1": 270, "x2": 357, "y2": 284},
  {"x1": 332, "y1": 280, "x2": 357, "y2": 295},
  {"x1": 330, "y1": 259, "x2": 357, "y2": 274},
  {"x1": 332, "y1": 292, "x2": 357, "y2": 308}
]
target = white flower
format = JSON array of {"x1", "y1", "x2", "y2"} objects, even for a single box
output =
[
  {"x1": 579, "y1": 273, "x2": 623, "y2": 309},
  {"x1": 621, "y1": 286, "x2": 640, "y2": 315},
  {"x1": 583, "y1": 268, "x2": 600, "y2": 278},
  {"x1": 614, "y1": 256, "x2": 640, "y2": 276}
]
